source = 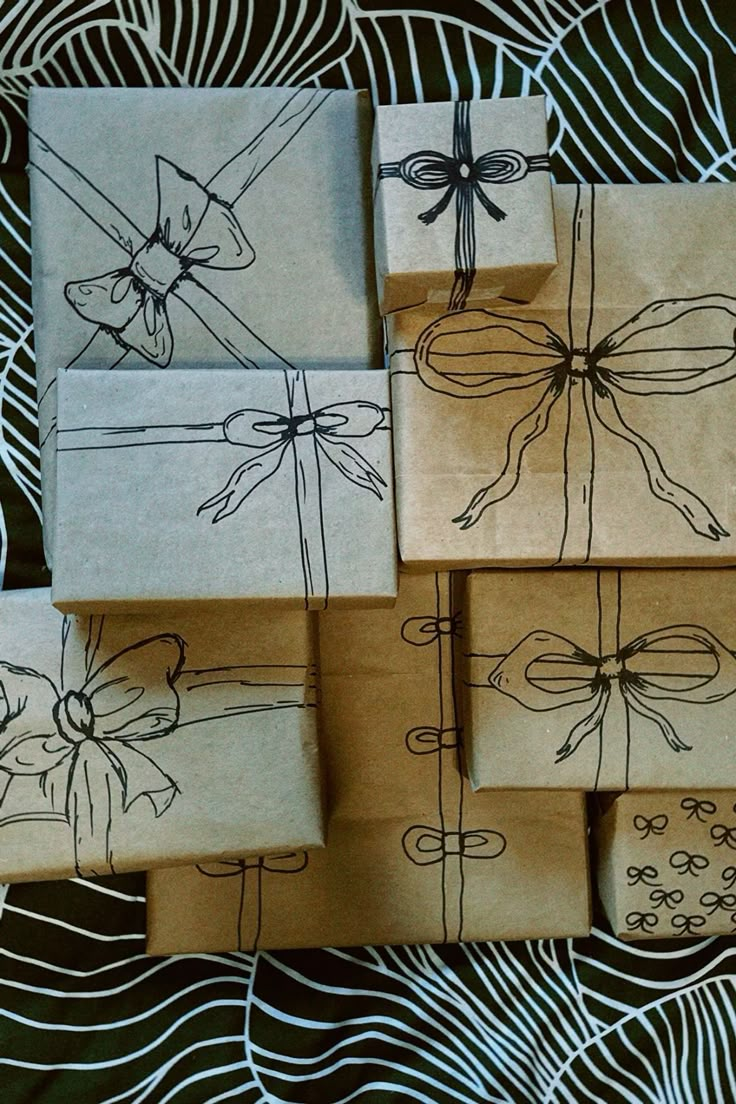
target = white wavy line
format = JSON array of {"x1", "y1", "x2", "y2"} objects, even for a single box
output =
[
  {"x1": 704, "y1": 981, "x2": 736, "y2": 1099},
  {"x1": 0, "y1": 882, "x2": 7, "y2": 920},
  {"x1": 70, "y1": 878, "x2": 145, "y2": 902},
  {"x1": 2, "y1": 903, "x2": 144, "y2": 941},
  {"x1": 156, "y1": 1060, "x2": 253, "y2": 1104},
  {"x1": 206, "y1": 1081, "x2": 261, "y2": 1104},
  {"x1": 653, "y1": 0, "x2": 723, "y2": 136},
  {"x1": 201, "y1": 1, "x2": 239, "y2": 87},
  {"x1": 463, "y1": 25, "x2": 482, "y2": 99},
  {"x1": 100, "y1": 1039, "x2": 247, "y2": 1104},
  {"x1": 625, "y1": 1003, "x2": 679, "y2": 1104},
  {"x1": 402, "y1": 16, "x2": 423, "y2": 102},
  {"x1": 435, "y1": 20, "x2": 459, "y2": 100},
  {"x1": 0, "y1": 945, "x2": 248, "y2": 979},
  {"x1": 0, "y1": 959, "x2": 247, "y2": 1001},
  {"x1": 369, "y1": 16, "x2": 398, "y2": 103}
]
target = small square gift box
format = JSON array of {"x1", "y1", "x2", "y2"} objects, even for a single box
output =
[
  {"x1": 28, "y1": 86, "x2": 380, "y2": 562},
  {"x1": 0, "y1": 589, "x2": 322, "y2": 882},
  {"x1": 53, "y1": 367, "x2": 397, "y2": 611},
  {"x1": 372, "y1": 96, "x2": 556, "y2": 314},
  {"x1": 595, "y1": 791, "x2": 736, "y2": 940},
  {"x1": 390, "y1": 182, "x2": 736, "y2": 570},
  {"x1": 146, "y1": 571, "x2": 590, "y2": 954},
  {"x1": 463, "y1": 567, "x2": 736, "y2": 792}
]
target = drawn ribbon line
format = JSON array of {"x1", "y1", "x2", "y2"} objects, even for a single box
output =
[
  {"x1": 196, "y1": 853, "x2": 308, "y2": 953},
  {"x1": 58, "y1": 371, "x2": 389, "y2": 610},
  {"x1": 0, "y1": 617, "x2": 314, "y2": 876},
  {"x1": 470, "y1": 567, "x2": 736, "y2": 789},
  {"x1": 411, "y1": 183, "x2": 736, "y2": 563},
  {"x1": 379, "y1": 100, "x2": 550, "y2": 311}
]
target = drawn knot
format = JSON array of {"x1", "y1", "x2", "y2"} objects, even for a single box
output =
[
  {"x1": 54, "y1": 690, "x2": 95, "y2": 745},
  {"x1": 599, "y1": 654, "x2": 624, "y2": 680}
]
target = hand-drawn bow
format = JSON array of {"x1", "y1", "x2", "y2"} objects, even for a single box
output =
[
  {"x1": 0, "y1": 631, "x2": 184, "y2": 876},
  {"x1": 411, "y1": 185, "x2": 736, "y2": 562},
  {"x1": 699, "y1": 891, "x2": 736, "y2": 915},
  {"x1": 483, "y1": 621, "x2": 736, "y2": 787},
  {"x1": 634, "y1": 814, "x2": 670, "y2": 839},
  {"x1": 29, "y1": 89, "x2": 329, "y2": 372},
  {"x1": 627, "y1": 864, "x2": 661, "y2": 886},
  {"x1": 196, "y1": 853, "x2": 308, "y2": 953},
  {"x1": 378, "y1": 100, "x2": 550, "y2": 311},
  {"x1": 723, "y1": 867, "x2": 736, "y2": 889},
  {"x1": 402, "y1": 826, "x2": 506, "y2": 864},
  {"x1": 58, "y1": 370, "x2": 390, "y2": 610},
  {"x1": 681, "y1": 797, "x2": 717, "y2": 821},
  {"x1": 710, "y1": 824, "x2": 736, "y2": 849},
  {"x1": 625, "y1": 911, "x2": 658, "y2": 933},
  {"x1": 670, "y1": 851, "x2": 710, "y2": 876},
  {"x1": 649, "y1": 888, "x2": 683, "y2": 909},
  {"x1": 671, "y1": 914, "x2": 706, "y2": 936}
]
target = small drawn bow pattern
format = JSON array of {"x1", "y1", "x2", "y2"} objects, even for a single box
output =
[
  {"x1": 412, "y1": 186, "x2": 736, "y2": 548},
  {"x1": 0, "y1": 630, "x2": 184, "y2": 875},
  {"x1": 486, "y1": 624, "x2": 736, "y2": 768},
  {"x1": 198, "y1": 400, "x2": 388, "y2": 522},
  {"x1": 379, "y1": 100, "x2": 550, "y2": 310},
  {"x1": 66, "y1": 157, "x2": 254, "y2": 366}
]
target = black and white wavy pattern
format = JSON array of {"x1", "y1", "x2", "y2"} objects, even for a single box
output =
[{"x1": 1, "y1": 1, "x2": 736, "y2": 1100}]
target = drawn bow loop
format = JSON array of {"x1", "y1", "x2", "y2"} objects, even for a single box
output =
[
  {"x1": 402, "y1": 824, "x2": 506, "y2": 865},
  {"x1": 65, "y1": 157, "x2": 254, "y2": 366}
]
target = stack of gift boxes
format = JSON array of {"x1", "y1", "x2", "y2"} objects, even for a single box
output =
[{"x1": 7, "y1": 87, "x2": 736, "y2": 951}]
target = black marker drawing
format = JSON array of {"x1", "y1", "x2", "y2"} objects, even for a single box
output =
[
  {"x1": 57, "y1": 370, "x2": 390, "y2": 610},
  {"x1": 466, "y1": 569, "x2": 736, "y2": 789},
  {"x1": 681, "y1": 797, "x2": 717, "y2": 821},
  {"x1": 0, "y1": 615, "x2": 315, "y2": 876},
  {"x1": 378, "y1": 99, "x2": 550, "y2": 311},
  {"x1": 196, "y1": 853, "x2": 308, "y2": 954},
  {"x1": 627, "y1": 864, "x2": 661, "y2": 887},
  {"x1": 710, "y1": 824, "x2": 736, "y2": 849},
  {"x1": 29, "y1": 90, "x2": 332, "y2": 448},
  {"x1": 671, "y1": 914, "x2": 706, "y2": 936},
  {"x1": 625, "y1": 911, "x2": 658, "y2": 934},
  {"x1": 670, "y1": 851, "x2": 710, "y2": 877},
  {"x1": 399, "y1": 183, "x2": 736, "y2": 562},
  {"x1": 634, "y1": 815, "x2": 669, "y2": 840},
  {"x1": 699, "y1": 891, "x2": 736, "y2": 915},
  {"x1": 401, "y1": 575, "x2": 505, "y2": 942},
  {"x1": 649, "y1": 888, "x2": 683, "y2": 909},
  {"x1": 723, "y1": 867, "x2": 736, "y2": 889}
]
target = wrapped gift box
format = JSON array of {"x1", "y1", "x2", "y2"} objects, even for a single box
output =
[
  {"x1": 0, "y1": 589, "x2": 322, "y2": 882},
  {"x1": 52, "y1": 367, "x2": 397, "y2": 611},
  {"x1": 595, "y1": 791, "x2": 736, "y2": 940},
  {"x1": 146, "y1": 571, "x2": 590, "y2": 954},
  {"x1": 390, "y1": 182, "x2": 736, "y2": 569},
  {"x1": 28, "y1": 86, "x2": 380, "y2": 563},
  {"x1": 463, "y1": 567, "x2": 736, "y2": 792},
  {"x1": 372, "y1": 96, "x2": 556, "y2": 314}
]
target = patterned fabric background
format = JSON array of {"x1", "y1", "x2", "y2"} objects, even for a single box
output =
[{"x1": 1, "y1": 1, "x2": 735, "y2": 1100}]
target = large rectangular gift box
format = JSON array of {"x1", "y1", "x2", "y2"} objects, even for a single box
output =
[
  {"x1": 146, "y1": 571, "x2": 591, "y2": 953},
  {"x1": 52, "y1": 367, "x2": 397, "y2": 612},
  {"x1": 0, "y1": 589, "x2": 322, "y2": 882},
  {"x1": 372, "y1": 96, "x2": 556, "y2": 314},
  {"x1": 28, "y1": 86, "x2": 380, "y2": 563},
  {"x1": 463, "y1": 567, "x2": 736, "y2": 792},
  {"x1": 390, "y1": 182, "x2": 736, "y2": 569},
  {"x1": 595, "y1": 791, "x2": 736, "y2": 940}
]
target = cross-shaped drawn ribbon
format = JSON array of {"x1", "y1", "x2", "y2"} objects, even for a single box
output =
[
  {"x1": 65, "y1": 157, "x2": 254, "y2": 365},
  {"x1": 0, "y1": 633, "x2": 183, "y2": 876},
  {"x1": 402, "y1": 825, "x2": 506, "y2": 865},
  {"x1": 378, "y1": 100, "x2": 550, "y2": 311},
  {"x1": 196, "y1": 853, "x2": 308, "y2": 952},
  {"x1": 411, "y1": 184, "x2": 736, "y2": 562},
  {"x1": 485, "y1": 623, "x2": 736, "y2": 779}
]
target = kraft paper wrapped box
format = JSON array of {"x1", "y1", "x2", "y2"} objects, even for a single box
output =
[
  {"x1": 463, "y1": 567, "x2": 736, "y2": 793},
  {"x1": 52, "y1": 367, "x2": 397, "y2": 612},
  {"x1": 372, "y1": 96, "x2": 556, "y2": 314},
  {"x1": 390, "y1": 182, "x2": 736, "y2": 570},
  {"x1": 595, "y1": 792, "x2": 736, "y2": 940},
  {"x1": 0, "y1": 588, "x2": 322, "y2": 882},
  {"x1": 146, "y1": 571, "x2": 591, "y2": 954},
  {"x1": 28, "y1": 86, "x2": 380, "y2": 564}
]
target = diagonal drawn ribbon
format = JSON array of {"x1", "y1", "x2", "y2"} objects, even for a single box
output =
[
  {"x1": 0, "y1": 615, "x2": 315, "y2": 876},
  {"x1": 411, "y1": 184, "x2": 736, "y2": 563},
  {"x1": 402, "y1": 825, "x2": 506, "y2": 865},
  {"x1": 378, "y1": 100, "x2": 550, "y2": 311},
  {"x1": 58, "y1": 370, "x2": 390, "y2": 610},
  {"x1": 196, "y1": 853, "x2": 308, "y2": 952}
]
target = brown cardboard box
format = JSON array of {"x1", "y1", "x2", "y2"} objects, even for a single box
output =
[
  {"x1": 390, "y1": 183, "x2": 736, "y2": 569},
  {"x1": 596, "y1": 791, "x2": 736, "y2": 940},
  {"x1": 28, "y1": 87, "x2": 380, "y2": 565},
  {"x1": 373, "y1": 97, "x2": 556, "y2": 314},
  {"x1": 0, "y1": 589, "x2": 322, "y2": 882},
  {"x1": 463, "y1": 567, "x2": 736, "y2": 792},
  {"x1": 146, "y1": 571, "x2": 591, "y2": 953},
  {"x1": 52, "y1": 367, "x2": 397, "y2": 612}
]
